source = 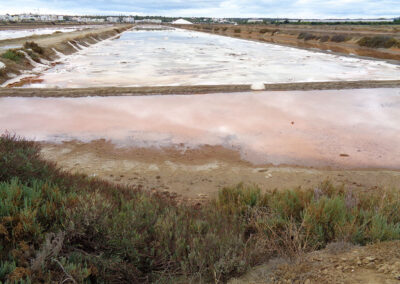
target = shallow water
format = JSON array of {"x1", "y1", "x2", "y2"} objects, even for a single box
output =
[
  {"x1": 1, "y1": 88, "x2": 400, "y2": 169},
  {"x1": 23, "y1": 28, "x2": 400, "y2": 88}
]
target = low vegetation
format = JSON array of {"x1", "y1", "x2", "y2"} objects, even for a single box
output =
[
  {"x1": 330, "y1": 34, "x2": 351, "y2": 42},
  {"x1": 319, "y1": 35, "x2": 330, "y2": 42},
  {"x1": 1, "y1": 133, "x2": 400, "y2": 283},
  {"x1": 358, "y1": 36, "x2": 400, "y2": 48},
  {"x1": 298, "y1": 33, "x2": 351, "y2": 43},
  {"x1": 1, "y1": 50, "x2": 25, "y2": 63},
  {"x1": 23, "y1": 42, "x2": 44, "y2": 55},
  {"x1": 234, "y1": 28, "x2": 241, "y2": 33},
  {"x1": 298, "y1": 32, "x2": 317, "y2": 41}
]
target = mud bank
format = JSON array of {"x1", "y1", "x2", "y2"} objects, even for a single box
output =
[
  {"x1": 40, "y1": 140, "x2": 400, "y2": 201},
  {"x1": 174, "y1": 24, "x2": 400, "y2": 62},
  {"x1": 0, "y1": 24, "x2": 133, "y2": 85},
  {"x1": 0, "y1": 80, "x2": 399, "y2": 97}
]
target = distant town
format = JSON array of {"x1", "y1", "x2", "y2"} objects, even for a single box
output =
[{"x1": 0, "y1": 13, "x2": 399, "y2": 25}]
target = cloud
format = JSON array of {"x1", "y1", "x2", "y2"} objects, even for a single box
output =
[{"x1": 0, "y1": 0, "x2": 399, "y2": 18}]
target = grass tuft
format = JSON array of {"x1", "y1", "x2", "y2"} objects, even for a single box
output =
[{"x1": 1, "y1": 50, "x2": 25, "y2": 63}]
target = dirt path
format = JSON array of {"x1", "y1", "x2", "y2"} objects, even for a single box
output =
[
  {"x1": 40, "y1": 140, "x2": 400, "y2": 204},
  {"x1": 1, "y1": 80, "x2": 400, "y2": 97},
  {"x1": 230, "y1": 241, "x2": 400, "y2": 283}
]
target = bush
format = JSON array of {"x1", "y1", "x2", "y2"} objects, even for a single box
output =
[
  {"x1": 1, "y1": 50, "x2": 24, "y2": 62},
  {"x1": 330, "y1": 34, "x2": 351, "y2": 42},
  {"x1": 320, "y1": 35, "x2": 330, "y2": 42},
  {"x1": 259, "y1": 29, "x2": 269, "y2": 34},
  {"x1": 234, "y1": 28, "x2": 241, "y2": 33},
  {"x1": 358, "y1": 36, "x2": 399, "y2": 48},
  {"x1": 298, "y1": 32, "x2": 317, "y2": 41},
  {"x1": 23, "y1": 41, "x2": 44, "y2": 55}
]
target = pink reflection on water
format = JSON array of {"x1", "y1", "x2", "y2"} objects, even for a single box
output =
[{"x1": 1, "y1": 88, "x2": 400, "y2": 169}]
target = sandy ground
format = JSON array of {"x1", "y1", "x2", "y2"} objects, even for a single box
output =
[
  {"x1": 230, "y1": 241, "x2": 400, "y2": 283},
  {"x1": 40, "y1": 140, "x2": 400, "y2": 204}
]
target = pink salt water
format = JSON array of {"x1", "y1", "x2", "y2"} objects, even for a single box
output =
[{"x1": 1, "y1": 88, "x2": 400, "y2": 169}]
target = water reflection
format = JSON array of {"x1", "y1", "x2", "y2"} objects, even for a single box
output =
[{"x1": 1, "y1": 88, "x2": 399, "y2": 169}]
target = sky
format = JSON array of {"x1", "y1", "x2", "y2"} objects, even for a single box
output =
[{"x1": 0, "y1": 0, "x2": 399, "y2": 18}]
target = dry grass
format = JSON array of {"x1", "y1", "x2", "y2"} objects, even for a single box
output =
[{"x1": 358, "y1": 36, "x2": 400, "y2": 48}]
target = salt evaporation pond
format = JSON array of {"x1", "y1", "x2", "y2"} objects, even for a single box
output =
[
  {"x1": 0, "y1": 25, "x2": 103, "y2": 41},
  {"x1": 24, "y1": 28, "x2": 400, "y2": 88},
  {"x1": 1, "y1": 88, "x2": 400, "y2": 169}
]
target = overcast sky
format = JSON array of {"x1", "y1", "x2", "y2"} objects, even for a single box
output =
[{"x1": 0, "y1": 0, "x2": 399, "y2": 18}]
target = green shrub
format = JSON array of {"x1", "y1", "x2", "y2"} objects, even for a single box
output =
[
  {"x1": 358, "y1": 36, "x2": 399, "y2": 48},
  {"x1": 1, "y1": 50, "x2": 24, "y2": 63}
]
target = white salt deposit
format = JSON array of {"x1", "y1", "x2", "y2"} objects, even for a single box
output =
[
  {"x1": 0, "y1": 61, "x2": 5, "y2": 69},
  {"x1": 52, "y1": 48, "x2": 66, "y2": 59},
  {"x1": 67, "y1": 41, "x2": 80, "y2": 51},
  {"x1": 18, "y1": 50, "x2": 45, "y2": 67},
  {"x1": 14, "y1": 28, "x2": 400, "y2": 88},
  {"x1": 172, "y1": 19, "x2": 193, "y2": 25},
  {"x1": 0, "y1": 25, "x2": 107, "y2": 41}
]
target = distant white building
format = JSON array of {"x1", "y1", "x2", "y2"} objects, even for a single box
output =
[
  {"x1": 212, "y1": 18, "x2": 232, "y2": 24},
  {"x1": 122, "y1": 17, "x2": 135, "y2": 23},
  {"x1": 107, "y1": 17, "x2": 120, "y2": 23},
  {"x1": 136, "y1": 19, "x2": 162, "y2": 24},
  {"x1": 248, "y1": 19, "x2": 263, "y2": 24}
]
